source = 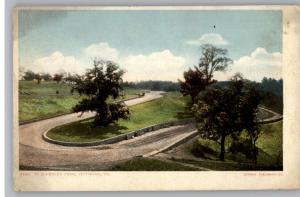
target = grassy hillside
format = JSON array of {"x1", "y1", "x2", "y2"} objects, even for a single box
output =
[
  {"x1": 19, "y1": 81, "x2": 141, "y2": 123},
  {"x1": 110, "y1": 158, "x2": 199, "y2": 171},
  {"x1": 191, "y1": 120, "x2": 283, "y2": 169},
  {"x1": 46, "y1": 92, "x2": 192, "y2": 142}
]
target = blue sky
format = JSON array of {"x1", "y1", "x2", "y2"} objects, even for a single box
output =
[{"x1": 19, "y1": 9, "x2": 282, "y2": 82}]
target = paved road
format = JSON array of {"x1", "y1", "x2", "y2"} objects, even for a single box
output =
[
  {"x1": 19, "y1": 91, "x2": 163, "y2": 150},
  {"x1": 20, "y1": 123, "x2": 196, "y2": 170},
  {"x1": 19, "y1": 91, "x2": 197, "y2": 170},
  {"x1": 19, "y1": 91, "x2": 283, "y2": 170}
]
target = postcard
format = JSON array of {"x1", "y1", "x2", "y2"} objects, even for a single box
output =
[{"x1": 13, "y1": 6, "x2": 300, "y2": 191}]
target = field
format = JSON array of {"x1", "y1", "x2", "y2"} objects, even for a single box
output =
[
  {"x1": 46, "y1": 92, "x2": 191, "y2": 142},
  {"x1": 19, "y1": 81, "x2": 141, "y2": 123}
]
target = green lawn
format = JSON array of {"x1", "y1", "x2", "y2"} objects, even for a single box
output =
[
  {"x1": 46, "y1": 92, "x2": 191, "y2": 142},
  {"x1": 256, "y1": 120, "x2": 283, "y2": 166},
  {"x1": 19, "y1": 81, "x2": 141, "y2": 123},
  {"x1": 110, "y1": 158, "x2": 200, "y2": 171}
]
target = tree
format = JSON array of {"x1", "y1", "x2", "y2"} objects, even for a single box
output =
[
  {"x1": 53, "y1": 74, "x2": 63, "y2": 84},
  {"x1": 35, "y1": 73, "x2": 42, "y2": 84},
  {"x1": 192, "y1": 74, "x2": 245, "y2": 161},
  {"x1": 239, "y1": 81, "x2": 262, "y2": 163},
  {"x1": 179, "y1": 68, "x2": 212, "y2": 104},
  {"x1": 198, "y1": 44, "x2": 232, "y2": 83},
  {"x1": 69, "y1": 60, "x2": 130, "y2": 126},
  {"x1": 42, "y1": 73, "x2": 52, "y2": 81},
  {"x1": 179, "y1": 44, "x2": 232, "y2": 104},
  {"x1": 23, "y1": 70, "x2": 36, "y2": 81},
  {"x1": 193, "y1": 74, "x2": 263, "y2": 161},
  {"x1": 192, "y1": 88, "x2": 242, "y2": 161}
]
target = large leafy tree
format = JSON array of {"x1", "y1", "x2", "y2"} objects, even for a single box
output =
[
  {"x1": 192, "y1": 87, "x2": 243, "y2": 161},
  {"x1": 198, "y1": 44, "x2": 232, "y2": 83},
  {"x1": 192, "y1": 74, "x2": 261, "y2": 161},
  {"x1": 179, "y1": 44, "x2": 232, "y2": 104},
  {"x1": 69, "y1": 60, "x2": 130, "y2": 126}
]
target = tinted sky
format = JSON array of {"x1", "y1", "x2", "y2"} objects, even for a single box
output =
[{"x1": 19, "y1": 9, "x2": 282, "y2": 82}]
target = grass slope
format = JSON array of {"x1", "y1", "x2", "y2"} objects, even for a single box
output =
[
  {"x1": 191, "y1": 120, "x2": 283, "y2": 169},
  {"x1": 110, "y1": 158, "x2": 199, "y2": 171},
  {"x1": 46, "y1": 92, "x2": 191, "y2": 142},
  {"x1": 19, "y1": 81, "x2": 141, "y2": 122}
]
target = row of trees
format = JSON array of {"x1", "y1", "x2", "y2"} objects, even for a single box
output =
[
  {"x1": 179, "y1": 44, "x2": 262, "y2": 162},
  {"x1": 122, "y1": 80, "x2": 180, "y2": 92},
  {"x1": 22, "y1": 70, "x2": 64, "y2": 84}
]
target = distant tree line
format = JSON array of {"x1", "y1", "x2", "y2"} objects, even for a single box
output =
[
  {"x1": 212, "y1": 78, "x2": 283, "y2": 114},
  {"x1": 122, "y1": 80, "x2": 180, "y2": 92},
  {"x1": 21, "y1": 70, "x2": 66, "y2": 84},
  {"x1": 260, "y1": 77, "x2": 283, "y2": 114}
]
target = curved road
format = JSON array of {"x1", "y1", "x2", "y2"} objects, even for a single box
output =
[
  {"x1": 19, "y1": 91, "x2": 197, "y2": 170},
  {"x1": 19, "y1": 91, "x2": 283, "y2": 170}
]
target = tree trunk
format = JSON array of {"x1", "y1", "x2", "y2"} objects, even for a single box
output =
[
  {"x1": 191, "y1": 96, "x2": 195, "y2": 104},
  {"x1": 220, "y1": 134, "x2": 225, "y2": 161}
]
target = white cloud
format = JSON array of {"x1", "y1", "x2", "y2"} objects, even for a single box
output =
[
  {"x1": 214, "y1": 47, "x2": 282, "y2": 81},
  {"x1": 83, "y1": 42, "x2": 119, "y2": 61},
  {"x1": 122, "y1": 50, "x2": 186, "y2": 81},
  {"x1": 29, "y1": 51, "x2": 86, "y2": 75},
  {"x1": 26, "y1": 42, "x2": 120, "y2": 75},
  {"x1": 185, "y1": 33, "x2": 229, "y2": 46},
  {"x1": 26, "y1": 46, "x2": 186, "y2": 82}
]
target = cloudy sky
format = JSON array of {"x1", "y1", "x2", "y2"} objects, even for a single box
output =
[{"x1": 19, "y1": 10, "x2": 282, "y2": 82}]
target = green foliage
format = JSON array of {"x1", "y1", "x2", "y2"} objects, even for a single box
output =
[
  {"x1": 179, "y1": 68, "x2": 210, "y2": 104},
  {"x1": 179, "y1": 44, "x2": 232, "y2": 103},
  {"x1": 259, "y1": 77, "x2": 283, "y2": 114},
  {"x1": 23, "y1": 70, "x2": 36, "y2": 81},
  {"x1": 198, "y1": 44, "x2": 232, "y2": 79},
  {"x1": 191, "y1": 121, "x2": 283, "y2": 169},
  {"x1": 257, "y1": 121, "x2": 283, "y2": 166},
  {"x1": 41, "y1": 73, "x2": 52, "y2": 81},
  {"x1": 69, "y1": 60, "x2": 130, "y2": 126},
  {"x1": 192, "y1": 75, "x2": 262, "y2": 161},
  {"x1": 46, "y1": 92, "x2": 191, "y2": 142},
  {"x1": 123, "y1": 80, "x2": 180, "y2": 92}
]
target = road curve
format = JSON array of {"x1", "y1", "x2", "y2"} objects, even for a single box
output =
[
  {"x1": 19, "y1": 91, "x2": 197, "y2": 170},
  {"x1": 19, "y1": 91, "x2": 164, "y2": 150},
  {"x1": 19, "y1": 92, "x2": 283, "y2": 170}
]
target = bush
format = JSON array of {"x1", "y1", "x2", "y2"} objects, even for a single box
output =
[{"x1": 229, "y1": 138, "x2": 258, "y2": 160}]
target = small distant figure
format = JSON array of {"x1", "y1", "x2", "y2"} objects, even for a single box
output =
[
  {"x1": 214, "y1": 25, "x2": 216, "y2": 28},
  {"x1": 56, "y1": 90, "x2": 59, "y2": 95}
]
